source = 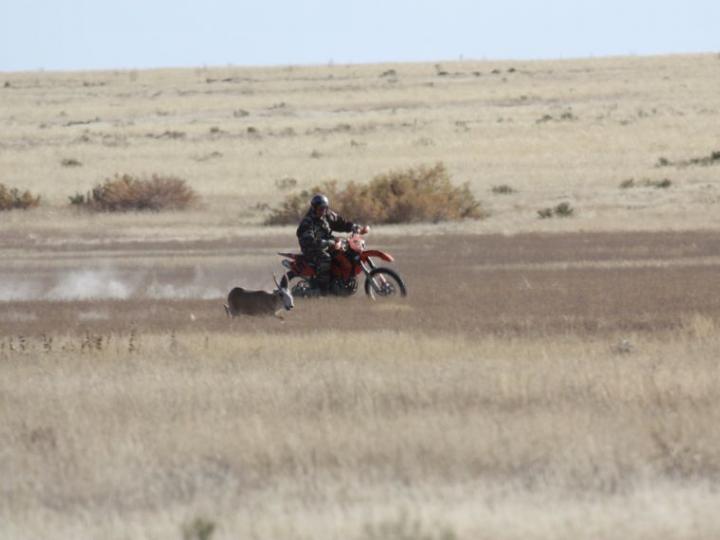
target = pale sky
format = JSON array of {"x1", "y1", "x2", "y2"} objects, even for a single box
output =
[{"x1": 1, "y1": 0, "x2": 719, "y2": 72}]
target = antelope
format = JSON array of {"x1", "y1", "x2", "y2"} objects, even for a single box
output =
[{"x1": 224, "y1": 275, "x2": 294, "y2": 318}]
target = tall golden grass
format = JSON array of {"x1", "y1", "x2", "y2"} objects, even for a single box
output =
[{"x1": 2, "y1": 326, "x2": 720, "y2": 539}]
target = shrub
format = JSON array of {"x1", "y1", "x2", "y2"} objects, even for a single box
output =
[
  {"x1": 72, "y1": 174, "x2": 199, "y2": 212},
  {"x1": 537, "y1": 207, "x2": 554, "y2": 219},
  {"x1": 657, "y1": 151, "x2": 720, "y2": 168},
  {"x1": 265, "y1": 163, "x2": 485, "y2": 225},
  {"x1": 687, "y1": 150, "x2": 720, "y2": 167},
  {"x1": 68, "y1": 193, "x2": 86, "y2": 206},
  {"x1": 274, "y1": 177, "x2": 298, "y2": 190},
  {"x1": 554, "y1": 201, "x2": 574, "y2": 217},
  {"x1": 538, "y1": 202, "x2": 574, "y2": 219},
  {"x1": 0, "y1": 183, "x2": 41, "y2": 210},
  {"x1": 620, "y1": 178, "x2": 672, "y2": 189},
  {"x1": 492, "y1": 184, "x2": 516, "y2": 194},
  {"x1": 182, "y1": 517, "x2": 216, "y2": 540}
]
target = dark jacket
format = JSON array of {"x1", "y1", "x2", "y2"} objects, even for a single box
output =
[{"x1": 297, "y1": 209, "x2": 354, "y2": 254}]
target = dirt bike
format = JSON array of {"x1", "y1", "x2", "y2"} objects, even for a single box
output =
[{"x1": 278, "y1": 230, "x2": 407, "y2": 299}]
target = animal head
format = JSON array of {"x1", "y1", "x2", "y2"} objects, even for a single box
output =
[{"x1": 273, "y1": 274, "x2": 294, "y2": 311}]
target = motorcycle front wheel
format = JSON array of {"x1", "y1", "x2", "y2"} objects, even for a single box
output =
[
  {"x1": 364, "y1": 268, "x2": 407, "y2": 299},
  {"x1": 288, "y1": 276, "x2": 316, "y2": 298}
]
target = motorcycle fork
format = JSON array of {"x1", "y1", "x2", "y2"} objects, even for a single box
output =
[
  {"x1": 361, "y1": 259, "x2": 388, "y2": 291},
  {"x1": 360, "y1": 259, "x2": 375, "y2": 275}
]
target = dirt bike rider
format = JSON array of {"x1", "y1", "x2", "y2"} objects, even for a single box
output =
[{"x1": 296, "y1": 194, "x2": 369, "y2": 294}]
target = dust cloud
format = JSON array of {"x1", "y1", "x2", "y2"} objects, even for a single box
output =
[{"x1": 0, "y1": 265, "x2": 271, "y2": 302}]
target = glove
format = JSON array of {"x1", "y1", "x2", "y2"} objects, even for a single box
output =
[{"x1": 359, "y1": 225, "x2": 370, "y2": 235}]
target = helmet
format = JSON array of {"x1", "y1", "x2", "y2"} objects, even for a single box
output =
[{"x1": 310, "y1": 194, "x2": 329, "y2": 209}]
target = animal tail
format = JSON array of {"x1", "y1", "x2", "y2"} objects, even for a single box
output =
[{"x1": 224, "y1": 304, "x2": 231, "y2": 318}]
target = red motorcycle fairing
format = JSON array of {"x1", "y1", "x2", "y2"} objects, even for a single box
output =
[
  {"x1": 361, "y1": 249, "x2": 394, "y2": 263},
  {"x1": 279, "y1": 252, "x2": 313, "y2": 277}
]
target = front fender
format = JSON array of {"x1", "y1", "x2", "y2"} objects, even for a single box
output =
[{"x1": 362, "y1": 249, "x2": 394, "y2": 263}]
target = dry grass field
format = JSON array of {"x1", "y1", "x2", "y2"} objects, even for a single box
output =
[
  {"x1": 3, "y1": 329, "x2": 720, "y2": 540},
  {"x1": 2, "y1": 54, "x2": 720, "y2": 539},
  {"x1": 2, "y1": 54, "x2": 720, "y2": 235}
]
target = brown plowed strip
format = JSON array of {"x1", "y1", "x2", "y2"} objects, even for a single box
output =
[{"x1": 1, "y1": 230, "x2": 719, "y2": 337}]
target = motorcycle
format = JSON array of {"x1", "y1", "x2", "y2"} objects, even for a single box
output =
[{"x1": 278, "y1": 229, "x2": 407, "y2": 299}]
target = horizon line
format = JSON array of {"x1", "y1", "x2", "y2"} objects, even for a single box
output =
[{"x1": 2, "y1": 50, "x2": 717, "y2": 76}]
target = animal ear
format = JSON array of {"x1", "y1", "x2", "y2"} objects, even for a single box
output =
[{"x1": 272, "y1": 273, "x2": 280, "y2": 288}]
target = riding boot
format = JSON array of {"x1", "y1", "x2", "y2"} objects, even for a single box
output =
[
  {"x1": 314, "y1": 251, "x2": 333, "y2": 296},
  {"x1": 316, "y1": 273, "x2": 331, "y2": 296}
]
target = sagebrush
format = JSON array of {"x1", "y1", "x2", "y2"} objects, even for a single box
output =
[
  {"x1": 70, "y1": 174, "x2": 199, "y2": 212},
  {"x1": 265, "y1": 163, "x2": 485, "y2": 225},
  {"x1": 538, "y1": 202, "x2": 575, "y2": 219},
  {"x1": 0, "y1": 183, "x2": 41, "y2": 210}
]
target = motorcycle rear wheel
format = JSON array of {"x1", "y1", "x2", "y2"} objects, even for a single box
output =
[{"x1": 364, "y1": 268, "x2": 407, "y2": 299}]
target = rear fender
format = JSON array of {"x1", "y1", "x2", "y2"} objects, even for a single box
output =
[{"x1": 362, "y1": 250, "x2": 394, "y2": 263}]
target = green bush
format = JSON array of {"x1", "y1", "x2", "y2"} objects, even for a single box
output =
[
  {"x1": 72, "y1": 174, "x2": 199, "y2": 212},
  {"x1": 265, "y1": 163, "x2": 486, "y2": 225},
  {"x1": 0, "y1": 183, "x2": 41, "y2": 210}
]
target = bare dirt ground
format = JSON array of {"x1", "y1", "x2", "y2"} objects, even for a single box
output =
[{"x1": 2, "y1": 230, "x2": 719, "y2": 337}]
